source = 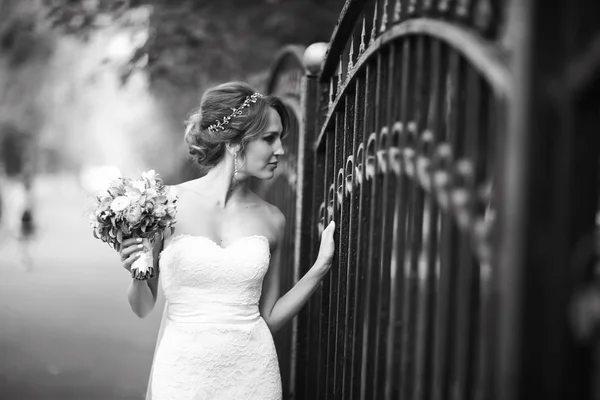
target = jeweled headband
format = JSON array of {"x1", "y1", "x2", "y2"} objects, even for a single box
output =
[{"x1": 207, "y1": 92, "x2": 264, "y2": 133}]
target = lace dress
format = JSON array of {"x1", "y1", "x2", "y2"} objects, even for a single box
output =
[{"x1": 147, "y1": 234, "x2": 282, "y2": 400}]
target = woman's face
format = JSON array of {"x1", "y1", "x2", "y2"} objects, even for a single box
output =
[{"x1": 239, "y1": 108, "x2": 284, "y2": 180}]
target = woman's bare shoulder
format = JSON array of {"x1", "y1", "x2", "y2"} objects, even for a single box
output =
[{"x1": 249, "y1": 193, "x2": 285, "y2": 235}]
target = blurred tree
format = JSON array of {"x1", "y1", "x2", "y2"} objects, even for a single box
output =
[
  {"x1": 39, "y1": 0, "x2": 343, "y2": 116},
  {"x1": 3, "y1": 0, "x2": 344, "y2": 180}
]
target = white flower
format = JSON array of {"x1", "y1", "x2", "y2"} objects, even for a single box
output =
[
  {"x1": 110, "y1": 196, "x2": 131, "y2": 212},
  {"x1": 145, "y1": 188, "x2": 157, "y2": 198},
  {"x1": 142, "y1": 170, "x2": 157, "y2": 182},
  {"x1": 88, "y1": 213, "x2": 99, "y2": 229},
  {"x1": 125, "y1": 186, "x2": 142, "y2": 204},
  {"x1": 132, "y1": 180, "x2": 146, "y2": 193},
  {"x1": 125, "y1": 204, "x2": 143, "y2": 224},
  {"x1": 153, "y1": 204, "x2": 167, "y2": 218}
]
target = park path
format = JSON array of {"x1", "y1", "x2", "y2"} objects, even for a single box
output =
[{"x1": 0, "y1": 173, "x2": 164, "y2": 400}]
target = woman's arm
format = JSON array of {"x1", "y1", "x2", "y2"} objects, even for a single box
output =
[
  {"x1": 260, "y1": 216, "x2": 336, "y2": 333},
  {"x1": 121, "y1": 236, "x2": 163, "y2": 318},
  {"x1": 128, "y1": 273, "x2": 159, "y2": 319}
]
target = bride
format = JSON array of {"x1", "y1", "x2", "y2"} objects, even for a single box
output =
[{"x1": 117, "y1": 81, "x2": 336, "y2": 400}]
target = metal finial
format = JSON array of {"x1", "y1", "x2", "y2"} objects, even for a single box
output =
[
  {"x1": 456, "y1": 0, "x2": 472, "y2": 18},
  {"x1": 348, "y1": 36, "x2": 355, "y2": 71},
  {"x1": 393, "y1": 0, "x2": 402, "y2": 22},
  {"x1": 337, "y1": 57, "x2": 343, "y2": 93},
  {"x1": 438, "y1": 0, "x2": 450, "y2": 13},
  {"x1": 422, "y1": 0, "x2": 433, "y2": 12},
  {"x1": 408, "y1": 0, "x2": 417, "y2": 15},
  {"x1": 475, "y1": 0, "x2": 493, "y2": 31},
  {"x1": 359, "y1": 17, "x2": 367, "y2": 54},
  {"x1": 370, "y1": 1, "x2": 378, "y2": 45},
  {"x1": 380, "y1": 0, "x2": 389, "y2": 33}
]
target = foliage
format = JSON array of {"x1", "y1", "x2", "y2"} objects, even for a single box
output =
[
  {"x1": 2, "y1": 0, "x2": 345, "y2": 179},
  {"x1": 40, "y1": 0, "x2": 343, "y2": 114}
]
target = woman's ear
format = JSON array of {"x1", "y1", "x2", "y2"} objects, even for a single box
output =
[
  {"x1": 226, "y1": 143, "x2": 240, "y2": 156},
  {"x1": 226, "y1": 143, "x2": 241, "y2": 156}
]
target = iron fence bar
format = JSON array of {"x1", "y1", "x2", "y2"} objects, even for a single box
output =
[
  {"x1": 361, "y1": 52, "x2": 385, "y2": 400},
  {"x1": 456, "y1": 62, "x2": 485, "y2": 400},
  {"x1": 310, "y1": 146, "x2": 326, "y2": 400},
  {"x1": 430, "y1": 40, "x2": 453, "y2": 400},
  {"x1": 357, "y1": 59, "x2": 378, "y2": 400},
  {"x1": 441, "y1": 48, "x2": 465, "y2": 400},
  {"x1": 348, "y1": 73, "x2": 369, "y2": 400},
  {"x1": 342, "y1": 76, "x2": 362, "y2": 400},
  {"x1": 337, "y1": 91, "x2": 356, "y2": 400},
  {"x1": 371, "y1": 45, "x2": 395, "y2": 400},
  {"x1": 407, "y1": 33, "x2": 431, "y2": 400},
  {"x1": 397, "y1": 36, "x2": 416, "y2": 400},
  {"x1": 384, "y1": 39, "x2": 410, "y2": 400},
  {"x1": 449, "y1": 53, "x2": 478, "y2": 400},
  {"x1": 472, "y1": 86, "x2": 498, "y2": 400},
  {"x1": 415, "y1": 35, "x2": 445, "y2": 400},
  {"x1": 331, "y1": 109, "x2": 346, "y2": 399},
  {"x1": 323, "y1": 128, "x2": 337, "y2": 400}
]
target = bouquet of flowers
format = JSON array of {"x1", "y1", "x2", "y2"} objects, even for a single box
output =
[{"x1": 88, "y1": 170, "x2": 178, "y2": 280}]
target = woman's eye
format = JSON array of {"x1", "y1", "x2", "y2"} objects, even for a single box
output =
[{"x1": 264, "y1": 136, "x2": 275, "y2": 143}]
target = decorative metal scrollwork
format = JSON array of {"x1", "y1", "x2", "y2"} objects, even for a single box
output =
[
  {"x1": 365, "y1": 132, "x2": 377, "y2": 180},
  {"x1": 431, "y1": 143, "x2": 453, "y2": 209},
  {"x1": 345, "y1": 155, "x2": 354, "y2": 195},
  {"x1": 317, "y1": 201, "x2": 326, "y2": 236},
  {"x1": 389, "y1": 122, "x2": 403, "y2": 176},
  {"x1": 472, "y1": 181, "x2": 494, "y2": 263},
  {"x1": 416, "y1": 130, "x2": 435, "y2": 190},
  {"x1": 401, "y1": 121, "x2": 418, "y2": 178},
  {"x1": 337, "y1": 168, "x2": 344, "y2": 206},
  {"x1": 355, "y1": 143, "x2": 365, "y2": 185},
  {"x1": 328, "y1": 184, "x2": 335, "y2": 223},
  {"x1": 451, "y1": 159, "x2": 475, "y2": 229},
  {"x1": 376, "y1": 127, "x2": 389, "y2": 174}
]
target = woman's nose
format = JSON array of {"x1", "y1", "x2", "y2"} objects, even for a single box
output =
[{"x1": 274, "y1": 139, "x2": 285, "y2": 156}]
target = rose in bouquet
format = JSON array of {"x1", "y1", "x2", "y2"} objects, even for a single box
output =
[{"x1": 89, "y1": 170, "x2": 178, "y2": 280}]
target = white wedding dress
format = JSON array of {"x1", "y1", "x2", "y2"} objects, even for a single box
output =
[{"x1": 146, "y1": 234, "x2": 282, "y2": 400}]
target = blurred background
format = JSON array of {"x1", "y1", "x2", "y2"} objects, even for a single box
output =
[{"x1": 0, "y1": 0, "x2": 344, "y2": 398}]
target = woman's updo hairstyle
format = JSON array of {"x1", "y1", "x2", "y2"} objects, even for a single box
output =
[{"x1": 184, "y1": 81, "x2": 290, "y2": 173}]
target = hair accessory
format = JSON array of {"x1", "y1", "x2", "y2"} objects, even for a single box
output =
[{"x1": 208, "y1": 92, "x2": 264, "y2": 133}]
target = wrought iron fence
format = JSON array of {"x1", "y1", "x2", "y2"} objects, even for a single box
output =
[{"x1": 259, "y1": 1, "x2": 600, "y2": 400}]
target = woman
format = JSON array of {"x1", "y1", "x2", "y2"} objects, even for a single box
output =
[{"x1": 118, "y1": 82, "x2": 336, "y2": 400}]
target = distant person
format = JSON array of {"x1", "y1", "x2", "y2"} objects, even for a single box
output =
[
  {"x1": 0, "y1": 123, "x2": 35, "y2": 270},
  {"x1": 114, "y1": 82, "x2": 336, "y2": 400}
]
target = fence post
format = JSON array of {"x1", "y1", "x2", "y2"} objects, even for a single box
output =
[
  {"x1": 294, "y1": 42, "x2": 328, "y2": 400},
  {"x1": 496, "y1": 1, "x2": 600, "y2": 400}
]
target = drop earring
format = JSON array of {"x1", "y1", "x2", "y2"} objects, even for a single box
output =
[{"x1": 233, "y1": 153, "x2": 239, "y2": 178}]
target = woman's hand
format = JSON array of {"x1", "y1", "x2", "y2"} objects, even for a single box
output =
[
  {"x1": 118, "y1": 237, "x2": 144, "y2": 273},
  {"x1": 315, "y1": 221, "x2": 336, "y2": 275}
]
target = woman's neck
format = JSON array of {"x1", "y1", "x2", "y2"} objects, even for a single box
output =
[{"x1": 196, "y1": 159, "x2": 249, "y2": 208}]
